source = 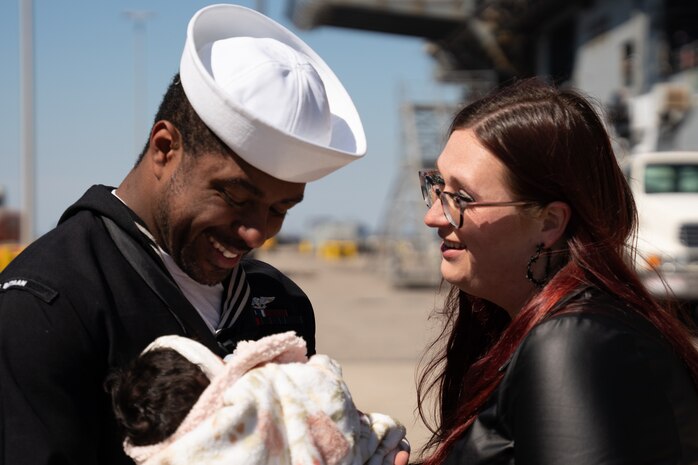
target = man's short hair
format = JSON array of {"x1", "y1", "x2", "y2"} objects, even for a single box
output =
[{"x1": 136, "y1": 74, "x2": 230, "y2": 165}]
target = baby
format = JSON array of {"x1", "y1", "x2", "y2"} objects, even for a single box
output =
[{"x1": 106, "y1": 332, "x2": 408, "y2": 465}]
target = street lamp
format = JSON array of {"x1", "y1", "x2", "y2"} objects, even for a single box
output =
[{"x1": 19, "y1": 0, "x2": 35, "y2": 244}]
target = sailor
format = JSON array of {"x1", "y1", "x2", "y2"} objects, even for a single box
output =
[{"x1": 0, "y1": 4, "x2": 365, "y2": 464}]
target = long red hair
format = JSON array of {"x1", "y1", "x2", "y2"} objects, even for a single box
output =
[{"x1": 416, "y1": 79, "x2": 698, "y2": 464}]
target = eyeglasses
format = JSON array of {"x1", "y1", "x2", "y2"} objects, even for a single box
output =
[{"x1": 418, "y1": 169, "x2": 535, "y2": 228}]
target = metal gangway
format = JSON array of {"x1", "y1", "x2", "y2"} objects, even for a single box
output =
[{"x1": 377, "y1": 100, "x2": 461, "y2": 287}]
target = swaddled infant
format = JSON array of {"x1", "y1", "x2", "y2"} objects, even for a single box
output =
[{"x1": 106, "y1": 332, "x2": 408, "y2": 465}]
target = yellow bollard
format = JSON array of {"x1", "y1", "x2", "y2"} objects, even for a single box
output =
[
  {"x1": 0, "y1": 243, "x2": 23, "y2": 272},
  {"x1": 298, "y1": 240, "x2": 313, "y2": 254}
]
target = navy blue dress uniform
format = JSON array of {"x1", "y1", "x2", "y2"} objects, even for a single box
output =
[{"x1": 0, "y1": 185, "x2": 316, "y2": 464}]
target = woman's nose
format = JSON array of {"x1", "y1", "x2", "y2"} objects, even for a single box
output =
[{"x1": 423, "y1": 199, "x2": 448, "y2": 228}]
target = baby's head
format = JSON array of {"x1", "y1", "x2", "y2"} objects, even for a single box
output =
[{"x1": 106, "y1": 348, "x2": 210, "y2": 446}]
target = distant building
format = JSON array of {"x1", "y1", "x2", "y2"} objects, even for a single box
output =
[
  {"x1": 289, "y1": 0, "x2": 698, "y2": 287},
  {"x1": 291, "y1": 0, "x2": 698, "y2": 154},
  {"x1": 0, "y1": 210, "x2": 20, "y2": 243},
  {"x1": 0, "y1": 186, "x2": 20, "y2": 243},
  {"x1": 300, "y1": 219, "x2": 367, "y2": 259}
]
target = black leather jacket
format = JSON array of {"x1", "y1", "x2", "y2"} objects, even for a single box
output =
[{"x1": 444, "y1": 288, "x2": 698, "y2": 465}]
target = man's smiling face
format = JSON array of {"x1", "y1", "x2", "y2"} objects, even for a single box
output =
[{"x1": 154, "y1": 150, "x2": 305, "y2": 285}]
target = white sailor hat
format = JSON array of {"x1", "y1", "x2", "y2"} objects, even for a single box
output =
[{"x1": 179, "y1": 4, "x2": 366, "y2": 182}]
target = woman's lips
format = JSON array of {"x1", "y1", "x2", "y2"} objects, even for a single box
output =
[{"x1": 442, "y1": 239, "x2": 466, "y2": 251}]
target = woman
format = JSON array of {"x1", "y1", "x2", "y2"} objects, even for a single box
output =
[{"x1": 416, "y1": 79, "x2": 698, "y2": 465}]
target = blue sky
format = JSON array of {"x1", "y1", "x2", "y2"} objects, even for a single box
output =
[{"x1": 0, "y1": 0, "x2": 462, "y2": 238}]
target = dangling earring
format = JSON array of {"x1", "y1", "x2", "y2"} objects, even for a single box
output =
[{"x1": 526, "y1": 243, "x2": 552, "y2": 288}]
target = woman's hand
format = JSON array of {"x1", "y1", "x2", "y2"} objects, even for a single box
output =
[{"x1": 394, "y1": 450, "x2": 410, "y2": 465}]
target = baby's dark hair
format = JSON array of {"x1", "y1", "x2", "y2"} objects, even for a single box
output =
[{"x1": 105, "y1": 348, "x2": 210, "y2": 446}]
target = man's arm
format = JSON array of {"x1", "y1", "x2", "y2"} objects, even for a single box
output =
[{"x1": 0, "y1": 286, "x2": 130, "y2": 465}]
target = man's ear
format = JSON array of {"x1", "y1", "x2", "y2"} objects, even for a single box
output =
[
  {"x1": 540, "y1": 201, "x2": 571, "y2": 247},
  {"x1": 146, "y1": 120, "x2": 183, "y2": 179}
]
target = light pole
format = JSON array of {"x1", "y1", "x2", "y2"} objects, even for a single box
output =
[
  {"x1": 123, "y1": 10, "x2": 155, "y2": 156},
  {"x1": 19, "y1": 0, "x2": 35, "y2": 244}
]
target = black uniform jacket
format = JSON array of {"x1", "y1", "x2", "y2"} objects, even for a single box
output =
[
  {"x1": 445, "y1": 288, "x2": 698, "y2": 465},
  {"x1": 0, "y1": 185, "x2": 315, "y2": 465}
]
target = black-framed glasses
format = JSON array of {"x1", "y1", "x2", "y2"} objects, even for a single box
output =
[{"x1": 418, "y1": 169, "x2": 535, "y2": 228}]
